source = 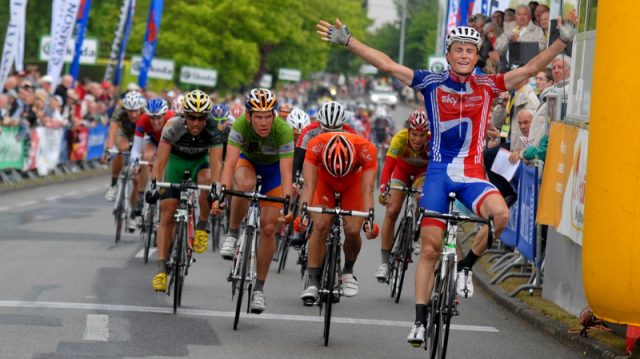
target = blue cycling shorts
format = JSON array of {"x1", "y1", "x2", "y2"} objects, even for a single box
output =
[{"x1": 419, "y1": 163, "x2": 499, "y2": 229}]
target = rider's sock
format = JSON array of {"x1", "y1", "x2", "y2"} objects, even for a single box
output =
[
  {"x1": 138, "y1": 191, "x2": 144, "y2": 201},
  {"x1": 254, "y1": 279, "x2": 265, "y2": 292},
  {"x1": 156, "y1": 260, "x2": 166, "y2": 274},
  {"x1": 229, "y1": 228, "x2": 239, "y2": 238},
  {"x1": 196, "y1": 220, "x2": 207, "y2": 231},
  {"x1": 381, "y1": 249, "x2": 390, "y2": 264},
  {"x1": 457, "y1": 249, "x2": 479, "y2": 272},
  {"x1": 308, "y1": 267, "x2": 321, "y2": 288},
  {"x1": 110, "y1": 177, "x2": 117, "y2": 187},
  {"x1": 343, "y1": 259, "x2": 356, "y2": 274},
  {"x1": 415, "y1": 304, "x2": 428, "y2": 325}
]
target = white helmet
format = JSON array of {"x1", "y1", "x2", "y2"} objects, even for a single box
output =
[
  {"x1": 446, "y1": 26, "x2": 482, "y2": 51},
  {"x1": 171, "y1": 95, "x2": 184, "y2": 114},
  {"x1": 123, "y1": 91, "x2": 146, "y2": 110},
  {"x1": 318, "y1": 101, "x2": 346, "y2": 129},
  {"x1": 286, "y1": 108, "x2": 310, "y2": 132}
]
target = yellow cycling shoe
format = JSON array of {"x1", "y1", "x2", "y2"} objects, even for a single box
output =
[
  {"x1": 193, "y1": 229, "x2": 208, "y2": 253},
  {"x1": 152, "y1": 272, "x2": 167, "y2": 292}
]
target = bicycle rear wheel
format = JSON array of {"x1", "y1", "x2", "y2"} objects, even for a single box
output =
[
  {"x1": 394, "y1": 218, "x2": 414, "y2": 303},
  {"x1": 322, "y1": 239, "x2": 338, "y2": 346},
  {"x1": 234, "y1": 227, "x2": 253, "y2": 330}
]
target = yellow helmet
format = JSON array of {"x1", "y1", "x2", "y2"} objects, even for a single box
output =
[{"x1": 182, "y1": 90, "x2": 213, "y2": 113}]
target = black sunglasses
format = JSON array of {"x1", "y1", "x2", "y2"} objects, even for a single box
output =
[{"x1": 186, "y1": 113, "x2": 207, "y2": 122}]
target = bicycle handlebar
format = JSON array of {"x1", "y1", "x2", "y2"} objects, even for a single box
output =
[
  {"x1": 219, "y1": 185, "x2": 290, "y2": 216},
  {"x1": 156, "y1": 181, "x2": 212, "y2": 192},
  {"x1": 302, "y1": 203, "x2": 374, "y2": 223},
  {"x1": 420, "y1": 209, "x2": 495, "y2": 243}
]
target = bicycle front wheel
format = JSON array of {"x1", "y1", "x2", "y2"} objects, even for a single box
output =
[
  {"x1": 394, "y1": 218, "x2": 414, "y2": 303},
  {"x1": 322, "y1": 240, "x2": 338, "y2": 346},
  {"x1": 430, "y1": 255, "x2": 455, "y2": 359},
  {"x1": 234, "y1": 226, "x2": 254, "y2": 330},
  {"x1": 114, "y1": 181, "x2": 125, "y2": 244},
  {"x1": 143, "y1": 203, "x2": 156, "y2": 263},
  {"x1": 173, "y1": 221, "x2": 187, "y2": 314}
]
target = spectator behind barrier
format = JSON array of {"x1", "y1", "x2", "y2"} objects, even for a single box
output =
[
  {"x1": 491, "y1": 10, "x2": 505, "y2": 36},
  {"x1": 493, "y1": 4, "x2": 546, "y2": 70},
  {"x1": 508, "y1": 109, "x2": 534, "y2": 164},
  {"x1": 535, "y1": 4, "x2": 550, "y2": 28}
]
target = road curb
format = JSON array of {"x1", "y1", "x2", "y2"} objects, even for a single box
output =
[
  {"x1": 0, "y1": 167, "x2": 109, "y2": 194},
  {"x1": 474, "y1": 266, "x2": 628, "y2": 358}
]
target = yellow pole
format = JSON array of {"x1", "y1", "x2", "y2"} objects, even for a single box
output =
[{"x1": 583, "y1": 1, "x2": 640, "y2": 325}]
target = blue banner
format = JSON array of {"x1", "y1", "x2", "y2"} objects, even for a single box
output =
[
  {"x1": 500, "y1": 165, "x2": 521, "y2": 248},
  {"x1": 86, "y1": 124, "x2": 108, "y2": 160},
  {"x1": 137, "y1": 0, "x2": 164, "y2": 89},
  {"x1": 516, "y1": 164, "x2": 538, "y2": 264},
  {"x1": 113, "y1": 0, "x2": 136, "y2": 86},
  {"x1": 457, "y1": 0, "x2": 473, "y2": 26},
  {"x1": 70, "y1": 0, "x2": 92, "y2": 87}
]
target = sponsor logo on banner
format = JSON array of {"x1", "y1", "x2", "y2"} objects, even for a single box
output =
[
  {"x1": 35, "y1": 127, "x2": 65, "y2": 176},
  {"x1": 131, "y1": 56, "x2": 174, "y2": 80},
  {"x1": 104, "y1": 0, "x2": 133, "y2": 83},
  {"x1": 47, "y1": 0, "x2": 81, "y2": 86},
  {"x1": 557, "y1": 128, "x2": 588, "y2": 244},
  {"x1": 180, "y1": 66, "x2": 217, "y2": 87},
  {"x1": 259, "y1": 74, "x2": 273, "y2": 89},
  {"x1": 0, "y1": 1, "x2": 27, "y2": 87},
  {"x1": 39, "y1": 35, "x2": 98, "y2": 64},
  {"x1": 278, "y1": 68, "x2": 301, "y2": 82},
  {"x1": 537, "y1": 122, "x2": 586, "y2": 245},
  {"x1": 0, "y1": 126, "x2": 25, "y2": 170}
]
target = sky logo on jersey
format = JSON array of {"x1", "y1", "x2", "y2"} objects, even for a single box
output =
[{"x1": 441, "y1": 94, "x2": 458, "y2": 106}]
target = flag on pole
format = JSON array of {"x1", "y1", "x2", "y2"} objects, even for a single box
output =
[
  {"x1": 137, "y1": 0, "x2": 164, "y2": 89},
  {"x1": 113, "y1": 0, "x2": 136, "y2": 86},
  {"x1": 104, "y1": 0, "x2": 132, "y2": 84},
  {"x1": 47, "y1": 0, "x2": 81, "y2": 88},
  {"x1": 70, "y1": 0, "x2": 92, "y2": 87},
  {"x1": 0, "y1": 0, "x2": 27, "y2": 87}
]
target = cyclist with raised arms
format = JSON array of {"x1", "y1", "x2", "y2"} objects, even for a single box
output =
[
  {"x1": 316, "y1": 15, "x2": 576, "y2": 346},
  {"x1": 375, "y1": 110, "x2": 430, "y2": 281},
  {"x1": 297, "y1": 104, "x2": 379, "y2": 305},
  {"x1": 149, "y1": 90, "x2": 224, "y2": 292},
  {"x1": 215, "y1": 88, "x2": 294, "y2": 314},
  {"x1": 130, "y1": 98, "x2": 175, "y2": 219}
]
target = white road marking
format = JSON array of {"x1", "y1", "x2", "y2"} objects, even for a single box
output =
[
  {"x1": 0, "y1": 207, "x2": 8, "y2": 212},
  {"x1": 16, "y1": 200, "x2": 37, "y2": 207},
  {"x1": 134, "y1": 248, "x2": 156, "y2": 258},
  {"x1": 83, "y1": 314, "x2": 109, "y2": 341},
  {"x1": 66, "y1": 191, "x2": 79, "y2": 197},
  {"x1": 45, "y1": 196, "x2": 62, "y2": 201},
  {"x1": 0, "y1": 300, "x2": 498, "y2": 333}
]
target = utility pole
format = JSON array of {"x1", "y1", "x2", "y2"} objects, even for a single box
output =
[{"x1": 398, "y1": 0, "x2": 408, "y2": 65}]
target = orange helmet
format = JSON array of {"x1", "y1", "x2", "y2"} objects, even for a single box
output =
[
  {"x1": 278, "y1": 103, "x2": 293, "y2": 118},
  {"x1": 245, "y1": 88, "x2": 277, "y2": 113},
  {"x1": 322, "y1": 134, "x2": 356, "y2": 178}
]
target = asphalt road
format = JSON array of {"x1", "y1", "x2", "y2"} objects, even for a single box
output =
[{"x1": 0, "y1": 104, "x2": 583, "y2": 358}]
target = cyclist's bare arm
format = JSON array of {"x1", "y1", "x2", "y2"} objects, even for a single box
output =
[
  {"x1": 104, "y1": 121, "x2": 120, "y2": 151},
  {"x1": 316, "y1": 18, "x2": 414, "y2": 86},
  {"x1": 504, "y1": 39, "x2": 568, "y2": 89},
  {"x1": 361, "y1": 168, "x2": 376, "y2": 214},
  {"x1": 300, "y1": 162, "x2": 318, "y2": 206},
  {"x1": 220, "y1": 144, "x2": 241, "y2": 190},
  {"x1": 209, "y1": 146, "x2": 223, "y2": 184},
  {"x1": 153, "y1": 142, "x2": 171, "y2": 182},
  {"x1": 279, "y1": 157, "x2": 294, "y2": 199}
]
